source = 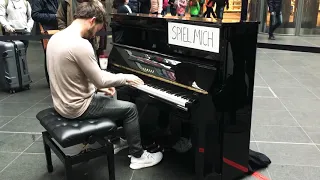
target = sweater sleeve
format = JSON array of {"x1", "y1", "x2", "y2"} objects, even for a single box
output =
[
  {"x1": 26, "y1": 2, "x2": 34, "y2": 32},
  {"x1": 0, "y1": 0, "x2": 10, "y2": 28},
  {"x1": 73, "y1": 40, "x2": 128, "y2": 89}
]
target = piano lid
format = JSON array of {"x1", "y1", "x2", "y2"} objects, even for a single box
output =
[{"x1": 109, "y1": 43, "x2": 216, "y2": 94}]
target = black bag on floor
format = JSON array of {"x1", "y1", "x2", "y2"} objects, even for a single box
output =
[
  {"x1": 0, "y1": 40, "x2": 31, "y2": 93},
  {"x1": 247, "y1": 149, "x2": 271, "y2": 174}
]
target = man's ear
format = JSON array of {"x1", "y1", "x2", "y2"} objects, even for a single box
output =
[{"x1": 89, "y1": 17, "x2": 97, "y2": 25}]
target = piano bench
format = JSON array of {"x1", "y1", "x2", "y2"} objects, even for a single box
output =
[{"x1": 36, "y1": 108, "x2": 117, "y2": 180}]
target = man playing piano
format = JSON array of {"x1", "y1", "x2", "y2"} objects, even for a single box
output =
[{"x1": 46, "y1": 0, "x2": 163, "y2": 170}]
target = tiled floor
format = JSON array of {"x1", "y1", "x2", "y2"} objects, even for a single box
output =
[
  {"x1": 258, "y1": 34, "x2": 320, "y2": 47},
  {"x1": 1, "y1": 36, "x2": 320, "y2": 180}
]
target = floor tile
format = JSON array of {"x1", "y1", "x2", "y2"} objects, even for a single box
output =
[
  {"x1": 254, "y1": 73, "x2": 268, "y2": 87},
  {"x1": 131, "y1": 152, "x2": 194, "y2": 180},
  {"x1": 0, "y1": 117, "x2": 45, "y2": 133},
  {"x1": 302, "y1": 127, "x2": 320, "y2": 144},
  {"x1": 0, "y1": 93, "x2": 11, "y2": 101},
  {"x1": 280, "y1": 65, "x2": 308, "y2": 73},
  {"x1": 268, "y1": 164, "x2": 320, "y2": 180},
  {"x1": 0, "y1": 133, "x2": 40, "y2": 152},
  {"x1": 253, "y1": 87, "x2": 275, "y2": 97},
  {"x1": 19, "y1": 103, "x2": 52, "y2": 118},
  {"x1": 240, "y1": 169, "x2": 270, "y2": 180},
  {"x1": 280, "y1": 98, "x2": 320, "y2": 112},
  {"x1": 290, "y1": 72, "x2": 320, "y2": 88},
  {"x1": 255, "y1": 60, "x2": 284, "y2": 73},
  {"x1": 275, "y1": 59, "x2": 305, "y2": 67},
  {"x1": 251, "y1": 110, "x2": 298, "y2": 126},
  {"x1": 39, "y1": 96, "x2": 53, "y2": 104},
  {"x1": 0, "y1": 103, "x2": 35, "y2": 116},
  {"x1": 252, "y1": 98, "x2": 286, "y2": 111},
  {"x1": 0, "y1": 117, "x2": 15, "y2": 128},
  {"x1": 1, "y1": 88, "x2": 49, "y2": 103},
  {"x1": 308, "y1": 87, "x2": 320, "y2": 98},
  {"x1": 249, "y1": 142, "x2": 259, "y2": 151},
  {"x1": 0, "y1": 152, "x2": 19, "y2": 172},
  {"x1": 257, "y1": 143, "x2": 320, "y2": 166},
  {"x1": 290, "y1": 111, "x2": 320, "y2": 127},
  {"x1": 0, "y1": 153, "x2": 63, "y2": 180},
  {"x1": 259, "y1": 72, "x2": 302, "y2": 88},
  {"x1": 271, "y1": 87, "x2": 317, "y2": 98},
  {"x1": 252, "y1": 126, "x2": 311, "y2": 143}
]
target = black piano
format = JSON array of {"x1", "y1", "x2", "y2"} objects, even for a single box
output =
[{"x1": 108, "y1": 14, "x2": 259, "y2": 180}]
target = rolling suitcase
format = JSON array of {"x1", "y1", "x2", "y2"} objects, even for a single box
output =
[{"x1": 0, "y1": 40, "x2": 31, "y2": 93}]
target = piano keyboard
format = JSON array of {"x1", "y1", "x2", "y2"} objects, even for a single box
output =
[{"x1": 134, "y1": 84, "x2": 191, "y2": 110}]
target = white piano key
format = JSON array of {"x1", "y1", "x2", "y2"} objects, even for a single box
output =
[{"x1": 135, "y1": 84, "x2": 189, "y2": 108}]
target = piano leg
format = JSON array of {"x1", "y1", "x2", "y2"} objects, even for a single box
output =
[{"x1": 191, "y1": 95, "x2": 221, "y2": 180}]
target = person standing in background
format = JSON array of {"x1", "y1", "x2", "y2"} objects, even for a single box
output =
[
  {"x1": 150, "y1": 0, "x2": 163, "y2": 15},
  {"x1": 31, "y1": 0, "x2": 59, "y2": 30},
  {"x1": 168, "y1": 0, "x2": 176, "y2": 16},
  {"x1": 215, "y1": 0, "x2": 228, "y2": 20},
  {"x1": 139, "y1": 0, "x2": 151, "y2": 13},
  {"x1": 113, "y1": 0, "x2": 132, "y2": 13},
  {"x1": 240, "y1": 0, "x2": 248, "y2": 21},
  {"x1": 267, "y1": 0, "x2": 282, "y2": 40},
  {"x1": 189, "y1": 0, "x2": 200, "y2": 17},
  {"x1": 203, "y1": 0, "x2": 216, "y2": 18},
  {"x1": 0, "y1": 0, "x2": 34, "y2": 50},
  {"x1": 198, "y1": 0, "x2": 204, "y2": 14},
  {"x1": 176, "y1": 0, "x2": 187, "y2": 16},
  {"x1": 161, "y1": 0, "x2": 169, "y2": 16},
  {"x1": 31, "y1": 0, "x2": 59, "y2": 87}
]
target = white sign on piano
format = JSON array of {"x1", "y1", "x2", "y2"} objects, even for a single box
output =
[{"x1": 168, "y1": 22, "x2": 220, "y2": 53}]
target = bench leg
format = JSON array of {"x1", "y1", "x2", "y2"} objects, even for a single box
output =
[
  {"x1": 43, "y1": 133, "x2": 53, "y2": 173},
  {"x1": 64, "y1": 160, "x2": 73, "y2": 180},
  {"x1": 107, "y1": 141, "x2": 116, "y2": 180}
]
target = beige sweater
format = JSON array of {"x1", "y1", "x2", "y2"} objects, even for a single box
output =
[
  {"x1": 150, "y1": 0, "x2": 163, "y2": 14},
  {"x1": 46, "y1": 28, "x2": 127, "y2": 119}
]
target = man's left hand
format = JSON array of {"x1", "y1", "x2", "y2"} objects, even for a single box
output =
[{"x1": 99, "y1": 87, "x2": 116, "y2": 96}]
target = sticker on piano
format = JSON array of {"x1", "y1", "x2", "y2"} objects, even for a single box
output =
[{"x1": 168, "y1": 22, "x2": 220, "y2": 53}]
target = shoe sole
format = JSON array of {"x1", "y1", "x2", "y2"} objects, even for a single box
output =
[{"x1": 129, "y1": 156, "x2": 163, "y2": 170}]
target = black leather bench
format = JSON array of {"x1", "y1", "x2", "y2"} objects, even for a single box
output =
[{"x1": 36, "y1": 108, "x2": 117, "y2": 180}]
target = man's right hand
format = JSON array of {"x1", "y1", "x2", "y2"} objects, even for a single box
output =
[
  {"x1": 5, "y1": 26, "x2": 15, "y2": 33},
  {"x1": 125, "y1": 74, "x2": 144, "y2": 86}
]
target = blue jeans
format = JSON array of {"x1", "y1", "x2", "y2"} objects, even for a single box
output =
[
  {"x1": 77, "y1": 93, "x2": 144, "y2": 158},
  {"x1": 216, "y1": 6, "x2": 225, "y2": 19},
  {"x1": 269, "y1": 11, "x2": 283, "y2": 36}
]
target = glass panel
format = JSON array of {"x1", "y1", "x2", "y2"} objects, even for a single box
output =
[
  {"x1": 163, "y1": 0, "x2": 255, "y2": 22},
  {"x1": 261, "y1": 0, "x2": 298, "y2": 35},
  {"x1": 299, "y1": 0, "x2": 320, "y2": 35}
]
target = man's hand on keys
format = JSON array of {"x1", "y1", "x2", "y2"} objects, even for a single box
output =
[{"x1": 125, "y1": 74, "x2": 144, "y2": 86}]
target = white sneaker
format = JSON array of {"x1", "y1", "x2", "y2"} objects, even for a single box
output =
[
  {"x1": 113, "y1": 138, "x2": 129, "y2": 154},
  {"x1": 172, "y1": 137, "x2": 192, "y2": 153},
  {"x1": 129, "y1": 150, "x2": 163, "y2": 170}
]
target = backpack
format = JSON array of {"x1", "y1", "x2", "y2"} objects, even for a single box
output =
[
  {"x1": 247, "y1": 149, "x2": 271, "y2": 174},
  {"x1": 4, "y1": 0, "x2": 29, "y2": 15}
]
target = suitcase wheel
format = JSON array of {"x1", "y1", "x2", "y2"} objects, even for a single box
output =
[
  {"x1": 25, "y1": 85, "x2": 30, "y2": 90},
  {"x1": 9, "y1": 89, "x2": 16, "y2": 94}
]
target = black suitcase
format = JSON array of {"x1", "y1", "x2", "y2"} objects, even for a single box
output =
[{"x1": 0, "y1": 40, "x2": 31, "y2": 93}]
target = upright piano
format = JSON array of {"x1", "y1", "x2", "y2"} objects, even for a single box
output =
[{"x1": 108, "y1": 14, "x2": 259, "y2": 180}]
